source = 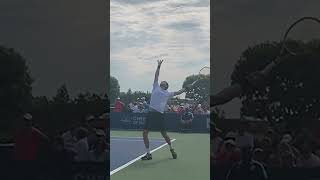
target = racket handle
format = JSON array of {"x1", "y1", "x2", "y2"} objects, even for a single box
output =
[
  {"x1": 191, "y1": 80, "x2": 198, "y2": 86},
  {"x1": 261, "y1": 56, "x2": 281, "y2": 76}
]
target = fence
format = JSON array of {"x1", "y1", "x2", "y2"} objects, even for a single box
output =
[{"x1": 110, "y1": 112, "x2": 210, "y2": 133}]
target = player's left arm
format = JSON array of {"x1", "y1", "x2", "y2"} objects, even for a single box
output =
[
  {"x1": 173, "y1": 84, "x2": 193, "y2": 96},
  {"x1": 173, "y1": 88, "x2": 186, "y2": 96}
]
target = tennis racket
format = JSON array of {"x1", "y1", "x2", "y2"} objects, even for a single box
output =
[
  {"x1": 261, "y1": 16, "x2": 320, "y2": 76},
  {"x1": 190, "y1": 66, "x2": 210, "y2": 87}
]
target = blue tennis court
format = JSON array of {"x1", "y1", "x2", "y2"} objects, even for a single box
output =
[{"x1": 110, "y1": 136, "x2": 173, "y2": 175}]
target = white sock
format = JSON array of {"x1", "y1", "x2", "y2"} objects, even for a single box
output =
[
  {"x1": 146, "y1": 148, "x2": 150, "y2": 154},
  {"x1": 169, "y1": 144, "x2": 173, "y2": 150}
]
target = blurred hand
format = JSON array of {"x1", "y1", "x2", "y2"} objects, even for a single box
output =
[{"x1": 157, "y1": 59, "x2": 163, "y2": 66}]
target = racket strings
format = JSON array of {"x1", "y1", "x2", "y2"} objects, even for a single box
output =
[{"x1": 281, "y1": 17, "x2": 320, "y2": 57}]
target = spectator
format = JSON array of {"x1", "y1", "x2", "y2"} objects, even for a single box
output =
[
  {"x1": 194, "y1": 104, "x2": 204, "y2": 114},
  {"x1": 211, "y1": 126, "x2": 223, "y2": 161},
  {"x1": 236, "y1": 122, "x2": 254, "y2": 149},
  {"x1": 132, "y1": 103, "x2": 140, "y2": 113},
  {"x1": 51, "y1": 136, "x2": 74, "y2": 163},
  {"x1": 180, "y1": 108, "x2": 194, "y2": 132},
  {"x1": 226, "y1": 146, "x2": 268, "y2": 180},
  {"x1": 74, "y1": 127, "x2": 89, "y2": 162},
  {"x1": 114, "y1": 97, "x2": 125, "y2": 112},
  {"x1": 215, "y1": 139, "x2": 241, "y2": 167},
  {"x1": 61, "y1": 126, "x2": 78, "y2": 153},
  {"x1": 128, "y1": 102, "x2": 134, "y2": 112},
  {"x1": 88, "y1": 139, "x2": 107, "y2": 162},
  {"x1": 298, "y1": 141, "x2": 320, "y2": 168},
  {"x1": 14, "y1": 113, "x2": 50, "y2": 160}
]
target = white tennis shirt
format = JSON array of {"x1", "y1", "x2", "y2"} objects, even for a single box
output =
[{"x1": 149, "y1": 82, "x2": 174, "y2": 113}]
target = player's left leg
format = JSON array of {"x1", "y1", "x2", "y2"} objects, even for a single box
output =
[{"x1": 160, "y1": 130, "x2": 177, "y2": 159}]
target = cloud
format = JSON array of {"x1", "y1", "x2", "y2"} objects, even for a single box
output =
[{"x1": 111, "y1": 0, "x2": 210, "y2": 92}]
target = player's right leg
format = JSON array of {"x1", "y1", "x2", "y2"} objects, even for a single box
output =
[{"x1": 141, "y1": 129, "x2": 152, "y2": 160}]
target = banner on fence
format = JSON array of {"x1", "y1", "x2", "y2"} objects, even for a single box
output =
[{"x1": 110, "y1": 112, "x2": 210, "y2": 132}]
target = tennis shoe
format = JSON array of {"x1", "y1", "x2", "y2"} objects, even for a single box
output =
[
  {"x1": 170, "y1": 148, "x2": 177, "y2": 159},
  {"x1": 141, "y1": 153, "x2": 152, "y2": 160}
]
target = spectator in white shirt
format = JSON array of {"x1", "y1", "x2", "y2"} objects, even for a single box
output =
[
  {"x1": 74, "y1": 127, "x2": 89, "y2": 162},
  {"x1": 132, "y1": 103, "x2": 140, "y2": 113},
  {"x1": 61, "y1": 126, "x2": 78, "y2": 153}
]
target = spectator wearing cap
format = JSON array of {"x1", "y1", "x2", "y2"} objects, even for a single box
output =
[
  {"x1": 14, "y1": 113, "x2": 49, "y2": 160},
  {"x1": 114, "y1": 97, "x2": 125, "y2": 112},
  {"x1": 74, "y1": 127, "x2": 89, "y2": 162}
]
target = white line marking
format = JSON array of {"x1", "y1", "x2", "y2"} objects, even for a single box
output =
[
  {"x1": 0, "y1": 143, "x2": 14, "y2": 147},
  {"x1": 111, "y1": 139, "x2": 165, "y2": 143},
  {"x1": 110, "y1": 138, "x2": 176, "y2": 176},
  {"x1": 110, "y1": 136, "x2": 164, "y2": 140}
]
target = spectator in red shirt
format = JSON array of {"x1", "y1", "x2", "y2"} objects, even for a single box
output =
[
  {"x1": 114, "y1": 97, "x2": 124, "y2": 112},
  {"x1": 14, "y1": 113, "x2": 49, "y2": 160},
  {"x1": 215, "y1": 139, "x2": 241, "y2": 167}
]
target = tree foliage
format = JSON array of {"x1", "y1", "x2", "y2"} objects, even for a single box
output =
[
  {"x1": 183, "y1": 74, "x2": 210, "y2": 104},
  {"x1": 231, "y1": 40, "x2": 320, "y2": 127},
  {"x1": 110, "y1": 76, "x2": 120, "y2": 104},
  {"x1": 0, "y1": 46, "x2": 33, "y2": 130}
]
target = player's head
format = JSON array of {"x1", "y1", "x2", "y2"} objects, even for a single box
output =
[{"x1": 160, "y1": 81, "x2": 169, "y2": 90}]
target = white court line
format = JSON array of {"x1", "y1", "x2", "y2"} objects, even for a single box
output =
[
  {"x1": 110, "y1": 136, "x2": 164, "y2": 140},
  {"x1": 0, "y1": 143, "x2": 14, "y2": 147},
  {"x1": 110, "y1": 138, "x2": 176, "y2": 176},
  {"x1": 111, "y1": 139, "x2": 165, "y2": 143}
]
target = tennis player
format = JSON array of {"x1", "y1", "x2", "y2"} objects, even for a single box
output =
[{"x1": 141, "y1": 60, "x2": 190, "y2": 160}]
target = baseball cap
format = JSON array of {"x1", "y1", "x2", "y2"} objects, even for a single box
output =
[
  {"x1": 224, "y1": 139, "x2": 236, "y2": 146},
  {"x1": 23, "y1": 113, "x2": 33, "y2": 121},
  {"x1": 85, "y1": 115, "x2": 95, "y2": 121},
  {"x1": 96, "y1": 129, "x2": 106, "y2": 137}
]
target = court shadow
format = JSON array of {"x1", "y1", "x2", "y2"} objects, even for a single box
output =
[{"x1": 132, "y1": 158, "x2": 173, "y2": 168}]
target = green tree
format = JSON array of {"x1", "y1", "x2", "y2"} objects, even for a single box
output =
[
  {"x1": 110, "y1": 76, "x2": 120, "y2": 104},
  {"x1": 53, "y1": 84, "x2": 70, "y2": 104},
  {"x1": 183, "y1": 74, "x2": 210, "y2": 104},
  {"x1": 0, "y1": 46, "x2": 33, "y2": 133},
  {"x1": 232, "y1": 40, "x2": 320, "y2": 127}
]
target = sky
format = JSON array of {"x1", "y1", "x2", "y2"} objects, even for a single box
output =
[
  {"x1": 0, "y1": 0, "x2": 108, "y2": 97},
  {"x1": 213, "y1": 0, "x2": 320, "y2": 118},
  {"x1": 110, "y1": 0, "x2": 210, "y2": 96}
]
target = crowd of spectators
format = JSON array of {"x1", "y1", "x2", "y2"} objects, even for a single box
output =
[
  {"x1": 114, "y1": 97, "x2": 209, "y2": 115},
  {"x1": 14, "y1": 113, "x2": 109, "y2": 163},
  {"x1": 211, "y1": 121, "x2": 320, "y2": 179}
]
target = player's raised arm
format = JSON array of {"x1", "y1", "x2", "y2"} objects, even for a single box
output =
[
  {"x1": 154, "y1": 60, "x2": 163, "y2": 84},
  {"x1": 210, "y1": 84, "x2": 242, "y2": 107}
]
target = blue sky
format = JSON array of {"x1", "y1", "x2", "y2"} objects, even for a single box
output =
[{"x1": 110, "y1": 0, "x2": 210, "y2": 96}]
